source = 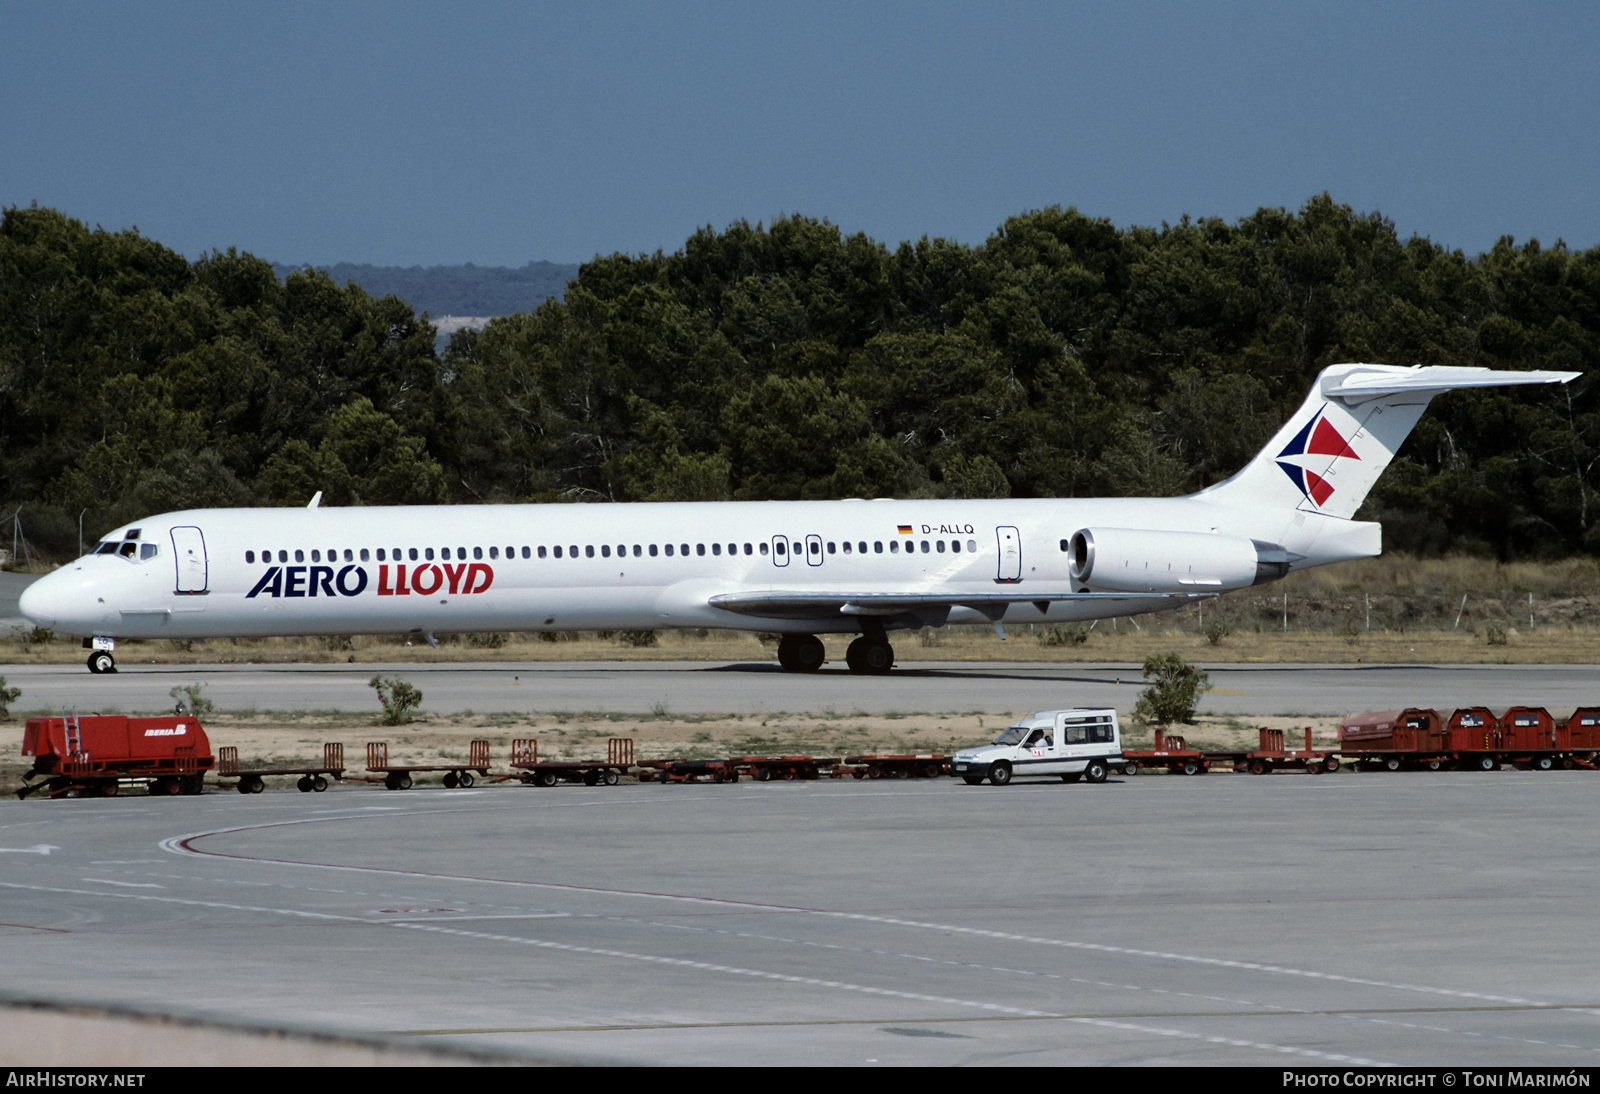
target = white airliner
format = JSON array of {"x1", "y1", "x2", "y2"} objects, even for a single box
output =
[{"x1": 20, "y1": 363, "x2": 1577, "y2": 675}]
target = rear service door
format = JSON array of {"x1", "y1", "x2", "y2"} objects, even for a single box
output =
[
  {"x1": 170, "y1": 526, "x2": 209, "y2": 595},
  {"x1": 996, "y1": 526, "x2": 1022, "y2": 583}
]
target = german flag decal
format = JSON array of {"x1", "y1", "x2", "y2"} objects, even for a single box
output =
[{"x1": 897, "y1": 525, "x2": 913, "y2": 534}]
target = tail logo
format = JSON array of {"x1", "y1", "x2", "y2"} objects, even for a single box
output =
[{"x1": 1275, "y1": 407, "x2": 1360, "y2": 507}]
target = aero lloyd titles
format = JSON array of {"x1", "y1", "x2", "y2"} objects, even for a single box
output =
[{"x1": 246, "y1": 562, "x2": 494, "y2": 599}]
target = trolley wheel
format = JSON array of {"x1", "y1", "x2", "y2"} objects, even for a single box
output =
[
  {"x1": 100, "y1": 780, "x2": 118, "y2": 797},
  {"x1": 1474, "y1": 755, "x2": 1498, "y2": 772},
  {"x1": 248, "y1": 775, "x2": 265, "y2": 794},
  {"x1": 1248, "y1": 759, "x2": 1270, "y2": 775},
  {"x1": 755, "y1": 768, "x2": 771, "y2": 781},
  {"x1": 852, "y1": 770, "x2": 865, "y2": 779},
  {"x1": 1383, "y1": 757, "x2": 1402, "y2": 772},
  {"x1": 989, "y1": 762, "x2": 1012, "y2": 786},
  {"x1": 459, "y1": 772, "x2": 474, "y2": 788},
  {"x1": 1122, "y1": 761, "x2": 1140, "y2": 776},
  {"x1": 1181, "y1": 761, "x2": 1204, "y2": 776},
  {"x1": 297, "y1": 776, "x2": 313, "y2": 793},
  {"x1": 1424, "y1": 759, "x2": 1443, "y2": 772},
  {"x1": 312, "y1": 775, "x2": 328, "y2": 792},
  {"x1": 1532, "y1": 756, "x2": 1555, "y2": 771},
  {"x1": 236, "y1": 780, "x2": 252, "y2": 795},
  {"x1": 583, "y1": 770, "x2": 600, "y2": 786},
  {"x1": 397, "y1": 773, "x2": 412, "y2": 790},
  {"x1": 443, "y1": 771, "x2": 459, "y2": 789},
  {"x1": 535, "y1": 770, "x2": 558, "y2": 788},
  {"x1": 963, "y1": 776, "x2": 984, "y2": 785},
  {"x1": 924, "y1": 763, "x2": 942, "y2": 779},
  {"x1": 603, "y1": 769, "x2": 619, "y2": 786},
  {"x1": 1323, "y1": 757, "x2": 1340, "y2": 773},
  {"x1": 1083, "y1": 759, "x2": 1108, "y2": 784}
]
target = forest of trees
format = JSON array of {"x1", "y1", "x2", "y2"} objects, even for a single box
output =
[{"x1": 2, "y1": 196, "x2": 1597, "y2": 562}]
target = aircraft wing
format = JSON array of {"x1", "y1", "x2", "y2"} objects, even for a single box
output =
[{"x1": 707, "y1": 589, "x2": 1211, "y2": 622}]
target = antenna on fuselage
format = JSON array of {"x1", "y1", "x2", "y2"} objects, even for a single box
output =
[{"x1": 306, "y1": 492, "x2": 323, "y2": 509}]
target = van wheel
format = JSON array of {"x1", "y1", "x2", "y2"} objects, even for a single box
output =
[
  {"x1": 1083, "y1": 760, "x2": 1108, "y2": 784},
  {"x1": 989, "y1": 763, "x2": 1012, "y2": 786}
]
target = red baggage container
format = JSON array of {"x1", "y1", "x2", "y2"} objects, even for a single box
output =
[
  {"x1": 1496, "y1": 706, "x2": 1556, "y2": 752},
  {"x1": 1445, "y1": 707, "x2": 1498, "y2": 753},
  {"x1": 1559, "y1": 708, "x2": 1600, "y2": 754},
  {"x1": 1338, "y1": 709, "x2": 1443, "y2": 752},
  {"x1": 20, "y1": 714, "x2": 214, "y2": 798}
]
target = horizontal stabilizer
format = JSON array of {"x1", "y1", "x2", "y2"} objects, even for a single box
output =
[{"x1": 1322, "y1": 365, "x2": 1579, "y2": 405}]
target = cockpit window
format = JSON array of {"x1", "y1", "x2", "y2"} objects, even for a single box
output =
[
  {"x1": 94, "y1": 541, "x2": 120, "y2": 555},
  {"x1": 118, "y1": 542, "x2": 138, "y2": 558},
  {"x1": 140, "y1": 543, "x2": 159, "y2": 561}
]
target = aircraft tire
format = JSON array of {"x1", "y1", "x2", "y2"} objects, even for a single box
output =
[
  {"x1": 88, "y1": 651, "x2": 116, "y2": 674},
  {"x1": 778, "y1": 634, "x2": 825, "y2": 673}
]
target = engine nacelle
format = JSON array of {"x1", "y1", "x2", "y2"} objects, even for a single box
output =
[{"x1": 1067, "y1": 528, "x2": 1296, "y2": 593}]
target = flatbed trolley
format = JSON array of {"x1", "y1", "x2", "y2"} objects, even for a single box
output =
[
  {"x1": 1122, "y1": 729, "x2": 1210, "y2": 775},
  {"x1": 841, "y1": 753, "x2": 949, "y2": 779},
  {"x1": 1205, "y1": 728, "x2": 1337, "y2": 775},
  {"x1": 637, "y1": 757, "x2": 741, "y2": 783},
  {"x1": 732, "y1": 755, "x2": 839, "y2": 780},
  {"x1": 510, "y1": 737, "x2": 634, "y2": 787},
  {"x1": 219, "y1": 743, "x2": 346, "y2": 794},
  {"x1": 365, "y1": 739, "x2": 490, "y2": 790}
]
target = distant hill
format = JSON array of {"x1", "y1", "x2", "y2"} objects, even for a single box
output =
[{"x1": 269, "y1": 260, "x2": 580, "y2": 319}]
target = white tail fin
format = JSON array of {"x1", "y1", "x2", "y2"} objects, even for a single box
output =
[{"x1": 1198, "y1": 364, "x2": 1578, "y2": 519}]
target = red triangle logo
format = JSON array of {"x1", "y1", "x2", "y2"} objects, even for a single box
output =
[
  {"x1": 1306, "y1": 470, "x2": 1335, "y2": 506},
  {"x1": 1308, "y1": 418, "x2": 1359, "y2": 459}
]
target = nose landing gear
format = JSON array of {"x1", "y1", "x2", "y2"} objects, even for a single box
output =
[{"x1": 87, "y1": 650, "x2": 117, "y2": 674}]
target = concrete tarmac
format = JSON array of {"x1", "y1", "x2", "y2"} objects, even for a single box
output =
[
  {"x1": 4, "y1": 658, "x2": 1600, "y2": 718},
  {"x1": 3, "y1": 771, "x2": 1600, "y2": 1066}
]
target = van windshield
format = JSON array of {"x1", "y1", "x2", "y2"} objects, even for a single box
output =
[{"x1": 991, "y1": 724, "x2": 1029, "y2": 746}]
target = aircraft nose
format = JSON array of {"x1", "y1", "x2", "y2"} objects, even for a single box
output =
[{"x1": 18, "y1": 569, "x2": 102, "y2": 632}]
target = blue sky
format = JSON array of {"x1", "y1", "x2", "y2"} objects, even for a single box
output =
[{"x1": 4, "y1": 1, "x2": 1596, "y2": 266}]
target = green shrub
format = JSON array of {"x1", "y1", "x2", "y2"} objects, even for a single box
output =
[
  {"x1": 1039, "y1": 623, "x2": 1090, "y2": 647},
  {"x1": 169, "y1": 683, "x2": 214, "y2": 716},
  {"x1": 0, "y1": 676, "x2": 20, "y2": 718},
  {"x1": 370, "y1": 674, "x2": 423, "y2": 725},
  {"x1": 1133, "y1": 653, "x2": 1211, "y2": 725}
]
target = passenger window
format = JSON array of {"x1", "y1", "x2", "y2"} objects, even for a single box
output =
[
  {"x1": 554, "y1": 546, "x2": 563, "y2": 558},
  {"x1": 538, "y1": 546, "x2": 547, "y2": 558},
  {"x1": 681, "y1": 543, "x2": 690, "y2": 556},
  {"x1": 951, "y1": 540, "x2": 960, "y2": 553},
  {"x1": 842, "y1": 542, "x2": 852, "y2": 554},
  {"x1": 377, "y1": 549, "x2": 386, "y2": 561},
  {"x1": 488, "y1": 547, "x2": 498, "y2": 560},
  {"x1": 650, "y1": 544, "x2": 659, "y2": 557},
  {"x1": 744, "y1": 543, "x2": 753, "y2": 555},
  {"x1": 633, "y1": 545, "x2": 641, "y2": 557},
  {"x1": 711, "y1": 543, "x2": 721, "y2": 556},
  {"x1": 968, "y1": 539, "x2": 977, "y2": 552},
  {"x1": 827, "y1": 542, "x2": 836, "y2": 554},
  {"x1": 586, "y1": 545, "x2": 594, "y2": 558},
  {"x1": 696, "y1": 544, "x2": 705, "y2": 556},
  {"x1": 665, "y1": 544, "x2": 674, "y2": 556},
  {"x1": 874, "y1": 542, "x2": 882, "y2": 553},
  {"x1": 889, "y1": 542, "x2": 898, "y2": 553},
  {"x1": 921, "y1": 541, "x2": 930, "y2": 554},
  {"x1": 602, "y1": 545, "x2": 611, "y2": 558},
  {"x1": 360, "y1": 549, "x2": 369, "y2": 562},
  {"x1": 409, "y1": 548, "x2": 418, "y2": 561},
  {"x1": 522, "y1": 547, "x2": 531, "y2": 559},
  {"x1": 246, "y1": 551, "x2": 255, "y2": 563},
  {"x1": 759, "y1": 543, "x2": 768, "y2": 555},
  {"x1": 775, "y1": 541, "x2": 785, "y2": 556},
  {"x1": 311, "y1": 550, "x2": 321, "y2": 562},
  {"x1": 474, "y1": 547, "x2": 483, "y2": 560},
  {"x1": 858, "y1": 542, "x2": 867, "y2": 554},
  {"x1": 569, "y1": 545, "x2": 578, "y2": 557},
  {"x1": 294, "y1": 549, "x2": 304, "y2": 563},
  {"x1": 936, "y1": 541, "x2": 945, "y2": 553}
]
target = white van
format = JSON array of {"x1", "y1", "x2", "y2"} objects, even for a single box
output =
[{"x1": 951, "y1": 709, "x2": 1124, "y2": 786}]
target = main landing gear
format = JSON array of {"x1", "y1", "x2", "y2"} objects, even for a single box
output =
[
  {"x1": 775, "y1": 631, "x2": 896, "y2": 675},
  {"x1": 87, "y1": 650, "x2": 117, "y2": 674}
]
